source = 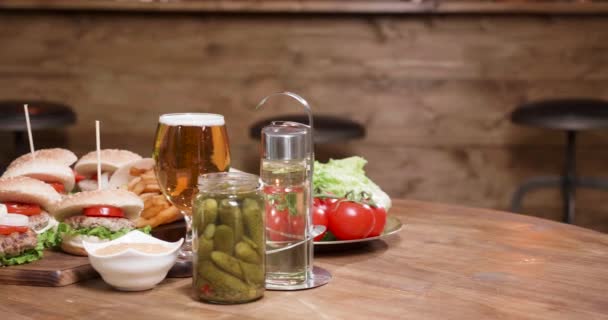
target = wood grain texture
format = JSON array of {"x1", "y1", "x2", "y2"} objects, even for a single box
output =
[
  {"x1": 1, "y1": 12, "x2": 608, "y2": 231},
  {"x1": 0, "y1": 200, "x2": 607, "y2": 319},
  {"x1": 1, "y1": 0, "x2": 608, "y2": 14},
  {"x1": 0, "y1": 251, "x2": 97, "y2": 287}
]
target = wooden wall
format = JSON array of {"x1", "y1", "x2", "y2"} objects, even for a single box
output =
[{"x1": 1, "y1": 12, "x2": 608, "y2": 231}]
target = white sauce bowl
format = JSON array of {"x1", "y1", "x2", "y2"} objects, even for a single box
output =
[{"x1": 83, "y1": 231, "x2": 183, "y2": 291}]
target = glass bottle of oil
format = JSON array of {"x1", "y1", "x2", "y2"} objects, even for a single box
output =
[{"x1": 260, "y1": 124, "x2": 312, "y2": 288}]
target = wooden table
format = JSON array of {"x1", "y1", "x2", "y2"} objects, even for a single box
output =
[{"x1": 1, "y1": 199, "x2": 607, "y2": 319}]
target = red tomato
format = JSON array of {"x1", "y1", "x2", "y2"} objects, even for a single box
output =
[
  {"x1": 266, "y1": 205, "x2": 289, "y2": 241},
  {"x1": 289, "y1": 214, "x2": 305, "y2": 237},
  {"x1": 47, "y1": 182, "x2": 66, "y2": 194},
  {"x1": 83, "y1": 206, "x2": 125, "y2": 218},
  {"x1": 0, "y1": 225, "x2": 29, "y2": 235},
  {"x1": 368, "y1": 206, "x2": 387, "y2": 237},
  {"x1": 327, "y1": 201, "x2": 375, "y2": 240},
  {"x1": 4, "y1": 202, "x2": 42, "y2": 216},
  {"x1": 73, "y1": 170, "x2": 86, "y2": 183},
  {"x1": 312, "y1": 199, "x2": 329, "y2": 241}
]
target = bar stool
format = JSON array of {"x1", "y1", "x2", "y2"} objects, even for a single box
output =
[
  {"x1": 250, "y1": 115, "x2": 365, "y2": 144},
  {"x1": 510, "y1": 98, "x2": 608, "y2": 224},
  {"x1": 0, "y1": 100, "x2": 76, "y2": 165}
]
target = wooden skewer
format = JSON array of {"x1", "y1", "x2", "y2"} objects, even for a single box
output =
[
  {"x1": 96, "y1": 120, "x2": 102, "y2": 191},
  {"x1": 23, "y1": 104, "x2": 35, "y2": 157}
]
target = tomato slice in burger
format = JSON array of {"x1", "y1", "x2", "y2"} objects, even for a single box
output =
[
  {"x1": 83, "y1": 206, "x2": 125, "y2": 218},
  {"x1": 0, "y1": 225, "x2": 29, "y2": 235},
  {"x1": 73, "y1": 170, "x2": 86, "y2": 183},
  {"x1": 4, "y1": 202, "x2": 42, "y2": 216},
  {"x1": 47, "y1": 182, "x2": 66, "y2": 193}
]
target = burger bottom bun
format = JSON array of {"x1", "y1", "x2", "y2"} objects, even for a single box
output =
[{"x1": 60, "y1": 234, "x2": 110, "y2": 256}]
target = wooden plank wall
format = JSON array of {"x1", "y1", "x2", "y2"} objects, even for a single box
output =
[{"x1": 1, "y1": 12, "x2": 608, "y2": 231}]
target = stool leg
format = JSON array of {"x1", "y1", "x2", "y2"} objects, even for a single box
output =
[
  {"x1": 511, "y1": 176, "x2": 562, "y2": 213},
  {"x1": 14, "y1": 131, "x2": 27, "y2": 156},
  {"x1": 562, "y1": 131, "x2": 576, "y2": 224}
]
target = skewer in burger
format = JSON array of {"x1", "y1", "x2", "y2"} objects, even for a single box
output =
[
  {"x1": 74, "y1": 149, "x2": 142, "y2": 192},
  {"x1": 2, "y1": 148, "x2": 78, "y2": 194},
  {"x1": 54, "y1": 189, "x2": 145, "y2": 256}
]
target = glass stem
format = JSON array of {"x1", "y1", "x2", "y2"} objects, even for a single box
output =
[{"x1": 179, "y1": 212, "x2": 193, "y2": 259}]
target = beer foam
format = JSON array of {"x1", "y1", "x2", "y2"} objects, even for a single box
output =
[{"x1": 159, "y1": 113, "x2": 225, "y2": 127}]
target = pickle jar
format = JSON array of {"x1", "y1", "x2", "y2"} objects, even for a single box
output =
[{"x1": 192, "y1": 172, "x2": 265, "y2": 304}]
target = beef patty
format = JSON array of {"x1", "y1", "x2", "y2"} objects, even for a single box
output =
[
  {"x1": 64, "y1": 216, "x2": 134, "y2": 232},
  {"x1": 0, "y1": 229, "x2": 37, "y2": 258},
  {"x1": 28, "y1": 212, "x2": 51, "y2": 232}
]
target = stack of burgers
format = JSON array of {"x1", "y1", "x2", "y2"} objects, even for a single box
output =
[{"x1": 0, "y1": 148, "x2": 180, "y2": 266}]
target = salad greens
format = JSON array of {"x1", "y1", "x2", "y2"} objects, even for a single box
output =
[
  {"x1": 313, "y1": 156, "x2": 391, "y2": 210},
  {"x1": 56, "y1": 223, "x2": 152, "y2": 241}
]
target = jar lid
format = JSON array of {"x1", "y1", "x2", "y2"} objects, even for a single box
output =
[{"x1": 262, "y1": 125, "x2": 308, "y2": 160}]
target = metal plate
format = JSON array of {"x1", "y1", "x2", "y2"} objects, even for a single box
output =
[{"x1": 314, "y1": 215, "x2": 403, "y2": 246}]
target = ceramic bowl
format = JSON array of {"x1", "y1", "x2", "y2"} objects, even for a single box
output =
[{"x1": 83, "y1": 231, "x2": 183, "y2": 291}]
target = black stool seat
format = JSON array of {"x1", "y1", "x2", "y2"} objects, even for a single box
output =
[
  {"x1": 250, "y1": 115, "x2": 365, "y2": 144},
  {"x1": 0, "y1": 100, "x2": 76, "y2": 131},
  {"x1": 510, "y1": 98, "x2": 608, "y2": 224},
  {"x1": 511, "y1": 98, "x2": 608, "y2": 131}
]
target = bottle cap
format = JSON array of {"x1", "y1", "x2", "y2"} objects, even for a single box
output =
[{"x1": 262, "y1": 124, "x2": 308, "y2": 160}]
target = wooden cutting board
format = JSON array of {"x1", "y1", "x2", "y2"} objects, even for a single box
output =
[
  {"x1": 0, "y1": 221, "x2": 187, "y2": 287},
  {"x1": 0, "y1": 250, "x2": 98, "y2": 287}
]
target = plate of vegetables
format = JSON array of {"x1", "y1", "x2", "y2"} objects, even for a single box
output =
[{"x1": 311, "y1": 157, "x2": 402, "y2": 250}]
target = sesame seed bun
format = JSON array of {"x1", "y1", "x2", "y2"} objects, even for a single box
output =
[
  {"x1": 0, "y1": 176, "x2": 61, "y2": 210},
  {"x1": 52, "y1": 189, "x2": 143, "y2": 222},
  {"x1": 74, "y1": 149, "x2": 142, "y2": 176},
  {"x1": 1, "y1": 158, "x2": 75, "y2": 192},
  {"x1": 7, "y1": 148, "x2": 77, "y2": 169}
]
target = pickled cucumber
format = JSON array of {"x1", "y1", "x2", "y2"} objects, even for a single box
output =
[
  {"x1": 219, "y1": 199, "x2": 244, "y2": 244},
  {"x1": 198, "y1": 260, "x2": 253, "y2": 301},
  {"x1": 235, "y1": 241, "x2": 261, "y2": 264},
  {"x1": 214, "y1": 225, "x2": 234, "y2": 255},
  {"x1": 239, "y1": 261, "x2": 264, "y2": 286},
  {"x1": 201, "y1": 198, "x2": 218, "y2": 230},
  {"x1": 242, "y1": 198, "x2": 264, "y2": 255},
  {"x1": 211, "y1": 251, "x2": 243, "y2": 279},
  {"x1": 242, "y1": 235, "x2": 258, "y2": 250},
  {"x1": 197, "y1": 237, "x2": 214, "y2": 261},
  {"x1": 204, "y1": 224, "x2": 216, "y2": 240}
]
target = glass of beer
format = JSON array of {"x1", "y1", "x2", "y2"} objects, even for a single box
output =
[{"x1": 153, "y1": 113, "x2": 231, "y2": 261}]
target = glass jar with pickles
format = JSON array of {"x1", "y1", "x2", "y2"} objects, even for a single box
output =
[{"x1": 192, "y1": 172, "x2": 265, "y2": 304}]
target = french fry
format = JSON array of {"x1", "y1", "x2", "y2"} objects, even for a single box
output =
[
  {"x1": 130, "y1": 167, "x2": 148, "y2": 177},
  {"x1": 128, "y1": 177, "x2": 142, "y2": 190},
  {"x1": 132, "y1": 180, "x2": 146, "y2": 195},
  {"x1": 143, "y1": 184, "x2": 161, "y2": 193}
]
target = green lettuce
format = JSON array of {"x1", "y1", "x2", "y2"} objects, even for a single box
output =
[
  {"x1": 56, "y1": 223, "x2": 152, "y2": 242},
  {"x1": 38, "y1": 228, "x2": 62, "y2": 249},
  {"x1": 0, "y1": 232, "x2": 45, "y2": 267},
  {"x1": 313, "y1": 156, "x2": 391, "y2": 210}
]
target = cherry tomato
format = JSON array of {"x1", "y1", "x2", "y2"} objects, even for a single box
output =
[
  {"x1": 4, "y1": 202, "x2": 42, "y2": 216},
  {"x1": 327, "y1": 201, "x2": 375, "y2": 240},
  {"x1": 0, "y1": 225, "x2": 29, "y2": 235},
  {"x1": 312, "y1": 200, "x2": 329, "y2": 241},
  {"x1": 83, "y1": 206, "x2": 125, "y2": 218},
  {"x1": 73, "y1": 170, "x2": 86, "y2": 183},
  {"x1": 266, "y1": 205, "x2": 289, "y2": 241},
  {"x1": 47, "y1": 182, "x2": 66, "y2": 193},
  {"x1": 368, "y1": 206, "x2": 387, "y2": 237}
]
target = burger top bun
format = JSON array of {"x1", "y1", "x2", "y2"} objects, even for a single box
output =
[
  {"x1": 53, "y1": 189, "x2": 144, "y2": 222},
  {"x1": 108, "y1": 158, "x2": 155, "y2": 189},
  {"x1": 8, "y1": 148, "x2": 77, "y2": 169},
  {"x1": 0, "y1": 176, "x2": 61, "y2": 210},
  {"x1": 1, "y1": 158, "x2": 75, "y2": 192},
  {"x1": 75, "y1": 149, "x2": 142, "y2": 176}
]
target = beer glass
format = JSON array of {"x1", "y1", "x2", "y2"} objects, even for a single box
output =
[{"x1": 153, "y1": 113, "x2": 231, "y2": 260}]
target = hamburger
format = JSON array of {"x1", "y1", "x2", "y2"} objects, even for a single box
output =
[
  {"x1": 54, "y1": 189, "x2": 145, "y2": 256},
  {"x1": 2, "y1": 149, "x2": 78, "y2": 194},
  {"x1": 7, "y1": 148, "x2": 77, "y2": 169},
  {"x1": 74, "y1": 149, "x2": 142, "y2": 192},
  {"x1": 0, "y1": 176, "x2": 61, "y2": 235},
  {"x1": 0, "y1": 207, "x2": 44, "y2": 266}
]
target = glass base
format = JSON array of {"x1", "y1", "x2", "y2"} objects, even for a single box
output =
[
  {"x1": 265, "y1": 266, "x2": 331, "y2": 291},
  {"x1": 167, "y1": 242, "x2": 193, "y2": 278}
]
